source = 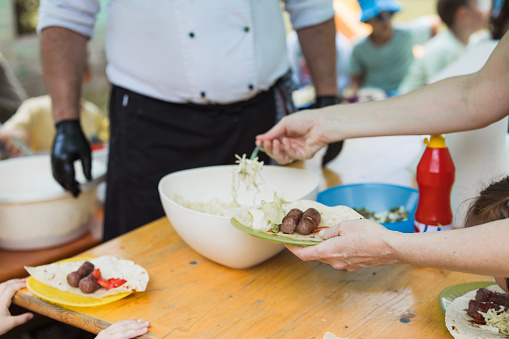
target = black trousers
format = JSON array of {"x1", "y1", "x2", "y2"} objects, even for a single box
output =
[{"x1": 103, "y1": 85, "x2": 276, "y2": 241}]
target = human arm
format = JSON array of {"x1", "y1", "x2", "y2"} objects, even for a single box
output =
[
  {"x1": 296, "y1": 18, "x2": 338, "y2": 97},
  {"x1": 0, "y1": 279, "x2": 33, "y2": 336},
  {"x1": 256, "y1": 31, "x2": 509, "y2": 164},
  {"x1": 286, "y1": 218, "x2": 509, "y2": 277},
  {"x1": 0, "y1": 128, "x2": 29, "y2": 157},
  {"x1": 40, "y1": 27, "x2": 91, "y2": 196},
  {"x1": 95, "y1": 320, "x2": 150, "y2": 339}
]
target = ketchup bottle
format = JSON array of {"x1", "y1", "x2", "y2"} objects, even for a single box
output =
[{"x1": 414, "y1": 134, "x2": 455, "y2": 232}]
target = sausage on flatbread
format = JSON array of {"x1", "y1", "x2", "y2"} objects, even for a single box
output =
[
  {"x1": 25, "y1": 255, "x2": 149, "y2": 299},
  {"x1": 232, "y1": 200, "x2": 364, "y2": 242},
  {"x1": 445, "y1": 284, "x2": 509, "y2": 338}
]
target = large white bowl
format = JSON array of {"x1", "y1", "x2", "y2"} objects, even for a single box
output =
[
  {"x1": 158, "y1": 165, "x2": 319, "y2": 269},
  {"x1": 0, "y1": 155, "x2": 106, "y2": 250}
]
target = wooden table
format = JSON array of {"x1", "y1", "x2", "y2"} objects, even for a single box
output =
[{"x1": 13, "y1": 135, "x2": 491, "y2": 338}]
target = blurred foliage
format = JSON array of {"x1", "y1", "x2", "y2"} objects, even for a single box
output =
[{"x1": 15, "y1": 0, "x2": 39, "y2": 35}]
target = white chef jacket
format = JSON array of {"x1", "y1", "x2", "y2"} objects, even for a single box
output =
[{"x1": 38, "y1": 0, "x2": 334, "y2": 105}]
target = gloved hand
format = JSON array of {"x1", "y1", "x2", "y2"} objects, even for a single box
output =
[
  {"x1": 312, "y1": 96, "x2": 343, "y2": 166},
  {"x1": 51, "y1": 120, "x2": 92, "y2": 198}
]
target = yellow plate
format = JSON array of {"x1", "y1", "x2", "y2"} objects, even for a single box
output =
[{"x1": 26, "y1": 256, "x2": 132, "y2": 307}]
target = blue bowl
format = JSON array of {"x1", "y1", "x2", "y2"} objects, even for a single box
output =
[{"x1": 317, "y1": 183, "x2": 419, "y2": 233}]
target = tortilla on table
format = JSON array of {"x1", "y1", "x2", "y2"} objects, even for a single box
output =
[
  {"x1": 232, "y1": 200, "x2": 365, "y2": 242},
  {"x1": 445, "y1": 284, "x2": 508, "y2": 338},
  {"x1": 25, "y1": 255, "x2": 149, "y2": 299}
]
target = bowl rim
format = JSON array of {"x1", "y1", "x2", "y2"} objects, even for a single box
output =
[
  {"x1": 317, "y1": 182, "x2": 419, "y2": 228},
  {"x1": 0, "y1": 155, "x2": 107, "y2": 203},
  {"x1": 318, "y1": 182, "x2": 418, "y2": 194},
  {"x1": 158, "y1": 164, "x2": 320, "y2": 219}
]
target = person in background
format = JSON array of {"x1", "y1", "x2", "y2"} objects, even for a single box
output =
[
  {"x1": 424, "y1": 0, "x2": 509, "y2": 227},
  {"x1": 0, "y1": 52, "x2": 28, "y2": 124},
  {"x1": 462, "y1": 176, "x2": 509, "y2": 293},
  {"x1": 0, "y1": 63, "x2": 108, "y2": 158},
  {"x1": 398, "y1": 0, "x2": 490, "y2": 94},
  {"x1": 0, "y1": 278, "x2": 150, "y2": 338},
  {"x1": 38, "y1": 0, "x2": 341, "y2": 242},
  {"x1": 343, "y1": 0, "x2": 440, "y2": 101},
  {"x1": 287, "y1": 30, "x2": 353, "y2": 101},
  {"x1": 255, "y1": 29, "x2": 509, "y2": 278}
]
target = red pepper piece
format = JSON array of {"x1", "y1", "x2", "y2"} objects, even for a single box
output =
[
  {"x1": 108, "y1": 278, "x2": 127, "y2": 288},
  {"x1": 97, "y1": 278, "x2": 111, "y2": 289},
  {"x1": 92, "y1": 268, "x2": 102, "y2": 279}
]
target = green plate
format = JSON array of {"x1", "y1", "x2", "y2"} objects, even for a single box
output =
[
  {"x1": 438, "y1": 281, "x2": 497, "y2": 315},
  {"x1": 230, "y1": 218, "x2": 321, "y2": 247}
]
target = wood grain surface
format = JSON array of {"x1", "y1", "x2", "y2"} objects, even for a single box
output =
[{"x1": 12, "y1": 135, "x2": 489, "y2": 338}]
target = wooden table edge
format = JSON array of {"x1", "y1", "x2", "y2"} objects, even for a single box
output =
[{"x1": 13, "y1": 291, "x2": 157, "y2": 338}]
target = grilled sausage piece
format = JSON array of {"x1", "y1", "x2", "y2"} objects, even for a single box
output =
[
  {"x1": 281, "y1": 209, "x2": 304, "y2": 234},
  {"x1": 296, "y1": 208, "x2": 321, "y2": 235},
  {"x1": 76, "y1": 261, "x2": 94, "y2": 277},
  {"x1": 67, "y1": 272, "x2": 82, "y2": 288},
  {"x1": 79, "y1": 273, "x2": 101, "y2": 294},
  {"x1": 67, "y1": 261, "x2": 95, "y2": 288}
]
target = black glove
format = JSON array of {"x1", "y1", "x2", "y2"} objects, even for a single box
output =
[
  {"x1": 51, "y1": 120, "x2": 92, "y2": 198},
  {"x1": 312, "y1": 96, "x2": 344, "y2": 166}
]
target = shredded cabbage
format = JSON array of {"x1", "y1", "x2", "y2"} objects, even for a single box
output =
[
  {"x1": 249, "y1": 193, "x2": 285, "y2": 232},
  {"x1": 232, "y1": 153, "x2": 264, "y2": 206},
  {"x1": 173, "y1": 195, "x2": 238, "y2": 216},
  {"x1": 479, "y1": 307, "x2": 509, "y2": 334},
  {"x1": 173, "y1": 153, "x2": 265, "y2": 216}
]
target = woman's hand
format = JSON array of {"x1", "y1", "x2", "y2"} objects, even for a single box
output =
[
  {"x1": 95, "y1": 319, "x2": 150, "y2": 339},
  {"x1": 0, "y1": 279, "x2": 33, "y2": 336},
  {"x1": 256, "y1": 109, "x2": 331, "y2": 164},
  {"x1": 285, "y1": 219, "x2": 403, "y2": 271}
]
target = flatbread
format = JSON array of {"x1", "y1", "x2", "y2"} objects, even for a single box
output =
[
  {"x1": 445, "y1": 284, "x2": 508, "y2": 338},
  {"x1": 25, "y1": 255, "x2": 149, "y2": 299},
  {"x1": 232, "y1": 200, "x2": 365, "y2": 242}
]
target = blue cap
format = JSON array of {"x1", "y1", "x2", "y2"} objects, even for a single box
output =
[{"x1": 358, "y1": 0, "x2": 402, "y2": 22}]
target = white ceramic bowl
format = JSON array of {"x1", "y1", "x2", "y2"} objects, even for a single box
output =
[
  {"x1": 158, "y1": 165, "x2": 319, "y2": 269},
  {"x1": 0, "y1": 155, "x2": 106, "y2": 250}
]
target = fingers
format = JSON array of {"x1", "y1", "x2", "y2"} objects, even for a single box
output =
[
  {"x1": 96, "y1": 320, "x2": 150, "y2": 339},
  {"x1": 8, "y1": 313, "x2": 33, "y2": 328},
  {"x1": 81, "y1": 152, "x2": 92, "y2": 181},
  {"x1": 285, "y1": 244, "x2": 322, "y2": 262},
  {"x1": 255, "y1": 120, "x2": 287, "y2": 144},
  {"x1": 319, "y1": 224, "x2": 343, "y2": 240},
  {"x1": 62, "y1": 159, "x2": 80, "y2": 197},
  {"x1": 0, "y1": 279, "x2": 27, "y2": 307}
]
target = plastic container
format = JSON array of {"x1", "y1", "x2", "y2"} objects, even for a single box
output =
[
  {"x1": 0, "y1": 155, "x2": 106, "y2": 250},
  {"x1": 414, "y1": 135, "x2": 455, "y2": 232},
  {"x1": 317, "y1": 183, "x2": 419, "y2": 233}
]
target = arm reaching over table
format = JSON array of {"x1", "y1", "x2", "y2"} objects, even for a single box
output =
[
  {"x1": 286, "y1": 218, "x2": 509, "y2": 278},
  {"x1": 256, "y1": 31, "x2": 509, "y2": 165}
]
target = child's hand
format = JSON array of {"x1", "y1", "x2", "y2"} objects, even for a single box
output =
[
  {"x1": 0, "y1": 278, "x2": 33, "y2": 336},
  {"x1": 95, "y1": 319, "x2": 150, "y2": 339}
]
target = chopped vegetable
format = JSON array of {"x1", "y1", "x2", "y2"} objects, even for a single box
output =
[
  {"x1": 232, "y1": 153, "x2": 264, "y2": 206},
  {"x1": 354, "y1": 205, "x2": 409, "y2": 223},
  {"x1": 92, "y1": 268, "x2": 127, "y2": 290},
  {"x1": 479, "y1": 307, "x2": 509, "y2": 334},
  {"x1": 250, "y1": 193, "x2": 285, "y2": 232}
]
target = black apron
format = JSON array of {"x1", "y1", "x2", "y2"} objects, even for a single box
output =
[{"x1": 103, "y1": 85, "x2": 277, "y2": 241}]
